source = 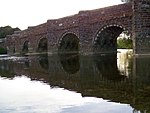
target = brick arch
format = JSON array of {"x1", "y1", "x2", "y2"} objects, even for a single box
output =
[
  {"x1": 13, "y1": 45, "x2": 16, "y2": 53},
  {"x1": 37, "y1": 37, "x2": 48, "y2": 53},
  {"x1": 58, "y1": 32, "x2": 79, "y2": 45},
  {"x1": 93, "y1": 24, "x2": 130, "y2": 53},
  {"x1": 58, "y1": 32, "x2": 79, "y2": 53},
  {"x1": 22, "y1": 40, "x2": 30, "y2": 54},
  {"x1": 93, "y1": 24, "x2": 130, "y2": 43},
  {"x1": 11, "y1": 40, "x2": 16, "y2": 54}
]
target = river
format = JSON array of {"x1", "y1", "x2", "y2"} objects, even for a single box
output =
[{"x1": 0, "y1": 49, "x2": 149, "y2": 113}]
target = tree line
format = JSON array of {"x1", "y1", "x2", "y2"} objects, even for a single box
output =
[
  {"x1": 0, "y1": 26, "x2": 20, "y2": 39},
  {"x1": 0, "y1": 26, "x2": 20, "y2": 54}
]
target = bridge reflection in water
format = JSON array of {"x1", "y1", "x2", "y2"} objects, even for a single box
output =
[{"x1": 0, "y1": 50, "x2": 150, "y2": 113}]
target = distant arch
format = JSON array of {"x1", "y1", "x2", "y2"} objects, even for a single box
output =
[
  {"x1": 13, "y1": 45, "x2": 15, "y2": 53},
  {"x1": 22, "y1": 40, "x2": 29, "y2": 54},
  {"x1": 39, "y1": 54, "x2": 49, "y2": 70},
  {"x1": 37, "y1": 38, "x2": 48, "y2": 53},
  {"x1": 58, "y1": 33, "x2": 79, "y2": 53}
]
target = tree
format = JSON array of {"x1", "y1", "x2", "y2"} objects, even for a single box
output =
[
  {"x1": 0, "y1": 47, "x2": 7, "y2": 54},
  {"x1": 0, "y1": 26, "x2": 21, "y2": 54},
  {"x1": 117, "y1": 38, "x2": 133, "y2": 49},
  {"x1": 0, "y1": 26, "x2": 20, "y2": 39},
  {"x1": 117, "y1": 31, "x2": 132, "y2": 49}
]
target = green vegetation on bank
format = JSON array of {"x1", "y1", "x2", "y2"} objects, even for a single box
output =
[
  {"x1": 0, "y1": 26, "x2": 21, "y2": 54},
  {"x1": 117, "y1": 38, "x2": 133, "y2": 49},
  {"x1": 0, "y1": 47, "x2": 7, "y2": 54},
  {"x1": 0, "y1": 26, "x2": 20, "y2": 39}
]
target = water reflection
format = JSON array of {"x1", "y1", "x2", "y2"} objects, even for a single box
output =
[
  {"x1": 117, "y1": 49, "x2": 133, "y2": 77},
  {"x1": 0, "y1": 50, "x2": 150, "y2": 113},
  {"x1": 94, "y1": 53, "x2": 127, "y2": 81},
  {"x1": 59, "y1": 53, "x2": 80, "y2": 74},
  {"x1": 38, "y1": 54, "x2": 49, "y2": 70},
  {"x1": 0, "y1": 60, "x2": 15, "y2": 79},
  {"x1": 133, "y1": 56, "x2": 150, "y2": 113}
]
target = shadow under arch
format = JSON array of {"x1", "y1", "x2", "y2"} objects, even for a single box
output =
[
  {"x1": 22, "y1": 40, "x2": 29, "y2": 54},
  {"x1": 93, "y1": 25, "x2": 130, "y2": 53},
  {"x1": 59, "y1": 53, "x2": 80, "y2": 74},
  {"x1": 58, "y1": 33, "x2": 79, "y2": 53},
  {"x1": 93, "y1": 53, "x2": 127, "y2": 82},
  {"x1": 12, "y1": 45, "x2": 15, "y2": 54},
  {"x1": 37, "y1": 38, "x2": 48, "y2": 53}
]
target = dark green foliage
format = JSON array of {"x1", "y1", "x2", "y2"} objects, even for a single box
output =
[
  {"x1": 0, "y1": 26, "x2": 20, "y2": 38},
  {"x1": 0, "y1": 47, "x2": 7, "y2": 54},
  {"x1": 117, "y1": 38, "x2": 133, "y2": 49}
]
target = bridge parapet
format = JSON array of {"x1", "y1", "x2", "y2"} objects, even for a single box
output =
[
  {"x1": 88, "y1": 3, "x2": 132, "y2": 24},
  {"x1": 28, "y1": 23, "x2": 48, "y2": 35},
  {"x1": 78, "y1": 11, "x2": 90, "y2": 24},
  {"x1": 48, "y1": 14, "x2": 79, "y2": 30},
  {"x1": 14, "y1": 30, "x2": 21, "y2": 34},
  {"x1": 19, "y1": 29, "x2": 30, "y2": 38}
]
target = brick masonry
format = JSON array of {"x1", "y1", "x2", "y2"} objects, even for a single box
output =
[
  {"x1": 132, "y1": 0, "x2": 150, "y2": 54},
  {"x1": 5, "y1": 1, "x2": 150, "y2": 55}
]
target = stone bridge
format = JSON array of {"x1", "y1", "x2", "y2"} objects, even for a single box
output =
[{"x1": 5, "y1": 0, "x2": 150, "y2": 55}]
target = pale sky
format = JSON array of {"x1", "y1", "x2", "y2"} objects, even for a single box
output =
[{"x1": 0, "y1": 0, "x2": 122, "y2": 30}]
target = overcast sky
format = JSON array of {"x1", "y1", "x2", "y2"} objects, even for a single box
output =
[{"x1": 0, "y1": 0, "x2": 122, "y2": 30}]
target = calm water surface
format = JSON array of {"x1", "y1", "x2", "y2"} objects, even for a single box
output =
[{"x1": 0, "y1": 49, "x2": 149, "y2": 113}]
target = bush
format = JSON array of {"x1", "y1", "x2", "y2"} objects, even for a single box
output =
[
  {"x1": 0, "y1": 26, "x2": 20, "y2": 39},
  {"x1": 0, "y1": 47, "x2": 7, "y2": 54},
  {"x1": 117, "y1": 38, "x2": 133, "y2": 49}
]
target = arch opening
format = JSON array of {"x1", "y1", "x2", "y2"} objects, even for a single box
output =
[
  {"x1": 37, "y1": 38, "x2": 48, "y2": 53},
  {"x1": 93, "y1": 26, "x2": 131, "y2": 53},
  {"x1": 22, "y1": 41, "x2": 29, "y2": 54},
  {"x1": 13, "y1": 46, "x2": 15, "y2": 53},
  {"x1": 58, "y1": 33, "x2": 79, "y2": 53}
]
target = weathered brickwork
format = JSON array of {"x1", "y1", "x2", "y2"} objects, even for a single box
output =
[
  {"x1": 132, "y1": 0, "x2": 150, "y2": 54},
  {"x1": 5, "y1": 1, "x2": 150, "y2": 55}
]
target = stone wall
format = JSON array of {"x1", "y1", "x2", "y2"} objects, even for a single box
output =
[
  {"x1": 5, "y1": 3, "x2": 133, "y2": 55},
  {"x1": 132, "y1": 0, "x2": 150, "y2": 54}
]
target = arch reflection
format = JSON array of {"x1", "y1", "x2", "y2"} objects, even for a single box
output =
[
  {"x1": 94, "y1": 53, "x2": 127, "y2": 81},
  {"x1": 38, "y1": 54, "x2": 49, "y2": 70},
  {"x1": 59, "y1": 53, "x2": 80, "y2": 74}
]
